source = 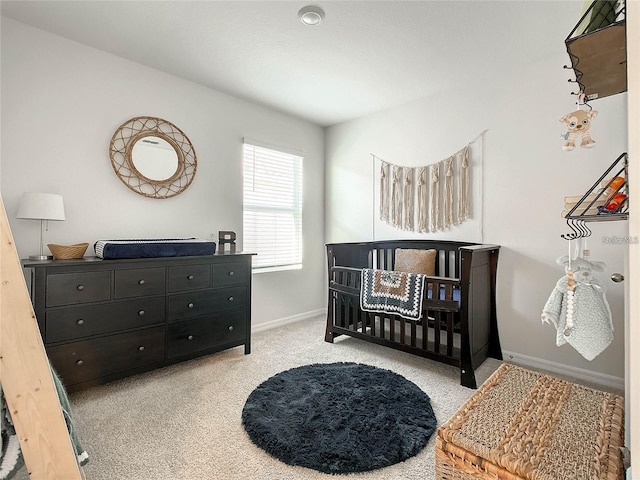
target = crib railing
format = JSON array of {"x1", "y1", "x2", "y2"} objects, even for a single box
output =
[{"x1": 327, "y1": 265, "x2": 462, "y2": 366}]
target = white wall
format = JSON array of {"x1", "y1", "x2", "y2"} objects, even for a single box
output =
[
  {"x1": 325, "y1": 34, "x2": 628, "y2": 380},
  {"x1": 0, "y1": 18, "x2": 326, "y2": 327}
]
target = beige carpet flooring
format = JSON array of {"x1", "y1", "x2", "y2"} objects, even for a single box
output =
[{"x1": 15, "y1": 315, "x2": 503, "y2": 480}]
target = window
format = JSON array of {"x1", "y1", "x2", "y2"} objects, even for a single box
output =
[{"x1": 243, "y1": 141, "x2": 303, "y2": 271}]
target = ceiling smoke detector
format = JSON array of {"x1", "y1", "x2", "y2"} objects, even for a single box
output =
[{"x1": 298, "y1": 6, "x2": 325, "y2": 26}]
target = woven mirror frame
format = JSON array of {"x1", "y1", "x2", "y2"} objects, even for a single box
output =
[{"x1": 109, "y1": 116, "x2": 197, "y2": 199}]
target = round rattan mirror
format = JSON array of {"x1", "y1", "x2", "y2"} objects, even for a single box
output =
[{"x1": 109, "y1": 116, "x2": 197, "y2": 198}]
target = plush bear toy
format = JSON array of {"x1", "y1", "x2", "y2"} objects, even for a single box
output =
[
  {"x1": 560, "y1": 109, "x2": 598, "y2": 150},
  {"x1": 555, "y1": 254, "x2": 605, "y2": 282}
]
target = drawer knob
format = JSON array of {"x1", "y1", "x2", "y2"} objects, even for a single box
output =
[
  {"x1": 138, "y1": 310, "x2": 145, "y2": 316},
  {"x1": 76, "y1": 285, "x2": 85, "y2": 291},
  {"x1": 228, "y1": 325, "x2": 234, "y2": 331},
  {"x1": 76, "y1": 360, "x2": 84, "y2": 366},
  {"x1": 187, "y1": 335, "x2": 194, "y2": 341},
  {"x1": 228, "y1": 296, "x2": 234, "y2": 302},
  {"x1": 138, "y1": 346, "x2": 145, "y2": 352},
  {"x1": 76, "y1": 319, "x2": 84, "y2": 326},
  {"x1": 138, "y1": 279, "x2": 146, "y2": 285},
  {"x1": 188, "y1": 302, "x2": 194, "y2": 309},
  {"x1": 229, "y1": 271, "x2": 235, "y2": 276},
  {"x1": 187, "y1": 275, "x2": 194, "y2": 280}
]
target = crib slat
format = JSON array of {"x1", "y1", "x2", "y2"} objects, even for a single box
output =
[
  {"x1": 350, "y1": 297, "x2": 358, "y2": 332},
  {"x1": 389, "y1": 315, "x2": 395, "y2": 341},
  {"x1": 410, "y1": 321, "x2": 417, "y2": 348},
  {"x1": 422, "y1": 319, "x2": 428, "y2": 350},
  {"x1": 434, "y1": 311, "x2": 441, "y2": 354},
  {"x1": 447, "y1": 313, "x2": 454, "y2": 357},
  {"x1": 352, "y1": 298, "x2": 356, "y2": 331}
]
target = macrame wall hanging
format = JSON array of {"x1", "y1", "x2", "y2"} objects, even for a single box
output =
[{"x1": 374, "y1": 133, "x2": 483, "y2": 233}]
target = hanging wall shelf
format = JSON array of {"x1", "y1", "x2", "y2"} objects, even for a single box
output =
[
  {"x1": 564, "y1": 152, "x2": 628, "y2": 222},
  {"x1": 565, "y1": 0, "x2": 626, "y2": 101}
]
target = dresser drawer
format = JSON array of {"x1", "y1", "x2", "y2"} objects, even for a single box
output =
[
  {"x1": 45, "y1": 296, "x2": 165, "y2": 343},
  {"x1": 47, "y1": 326, "x2": 165, "y2": 386},
  {"x1": 213, "y1": 262, "x2": 246, "y2": 287},
  {"x1": 168, "y1": 286, "x2": 246, "y2": 322},
  {"x1": 114, "y1": 267, "x2": 165, "y2": 299},
  {"x1": 168, "y1": 264, "x2": 211, "y2": 292},
  {"x1": 167, "y1": 311, "x2": 246, "y2": 359},
  {"x1": 47, "y1": 271, "x2": 111, "y2": 307}
]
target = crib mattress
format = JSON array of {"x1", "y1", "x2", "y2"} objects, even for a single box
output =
[{"x1": 94, "y1": 238, "x2": 216, "y2": 259}]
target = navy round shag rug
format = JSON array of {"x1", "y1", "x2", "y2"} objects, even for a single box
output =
[{"x1": 241, "y1": 362, "x2": 437, "y2": 474}]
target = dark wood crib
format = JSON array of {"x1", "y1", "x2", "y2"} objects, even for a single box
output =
[{"x1": 325, "y1": 240, "x2": 502, "y2": 388}]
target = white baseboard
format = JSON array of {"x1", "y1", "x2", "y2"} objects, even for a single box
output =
[
  {"x1": 252, "y1": 309, "x2": 326, "y2": 333},
  {"x1": 502, "y1": 350, "x2": 625, "y2": 392}
]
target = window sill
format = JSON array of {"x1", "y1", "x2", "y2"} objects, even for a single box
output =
[{"x1": 252, "y1": 264, "x2": 302, "y2": 274}]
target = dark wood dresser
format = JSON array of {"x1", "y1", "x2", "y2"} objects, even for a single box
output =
[{"x1": 23, "y1": 253, "x2": 253, "y2": 392}]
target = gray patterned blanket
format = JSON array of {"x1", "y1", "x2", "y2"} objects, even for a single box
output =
[{"x1": 360, "y1": 268, "x2": 426, "y2": 321}]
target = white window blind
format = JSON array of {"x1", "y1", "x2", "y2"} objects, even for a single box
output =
[{"x1": 243, "y1": 142, "x2": 303, "y2": 270}]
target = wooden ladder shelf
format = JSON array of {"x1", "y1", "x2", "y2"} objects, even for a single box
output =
[{"x1": 0, "y1": 196, "x2": 83, "y2": 479}]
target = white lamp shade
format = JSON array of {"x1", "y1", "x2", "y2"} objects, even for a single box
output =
[{"x1": 16, "y1": 192, "x2": 66, "y2": 221}]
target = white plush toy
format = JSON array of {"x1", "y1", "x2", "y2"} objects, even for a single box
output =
[{"x1": 560, "y1": 109, "x2": 598, "y2": 150}]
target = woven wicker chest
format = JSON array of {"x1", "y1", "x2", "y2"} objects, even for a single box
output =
[{"x1": 436, "y1": 363, "x2": 625, "y2": 480}]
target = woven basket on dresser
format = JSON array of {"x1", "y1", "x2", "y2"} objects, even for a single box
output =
[
  {"x1": 435, "y1": 363, "x2": 625, "y2": 480},
  {"x1": 47, "y1": 243, "x2": 89, "y2": 260}
]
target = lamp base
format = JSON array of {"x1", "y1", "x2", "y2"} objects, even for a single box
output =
[{"x1": 29, "y1": 254, "x2": 53, "y2": 261}]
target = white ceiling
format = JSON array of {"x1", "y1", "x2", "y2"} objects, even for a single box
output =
[{"x1": 1, "y1": 1, "x2": 582, "y2": 127}]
